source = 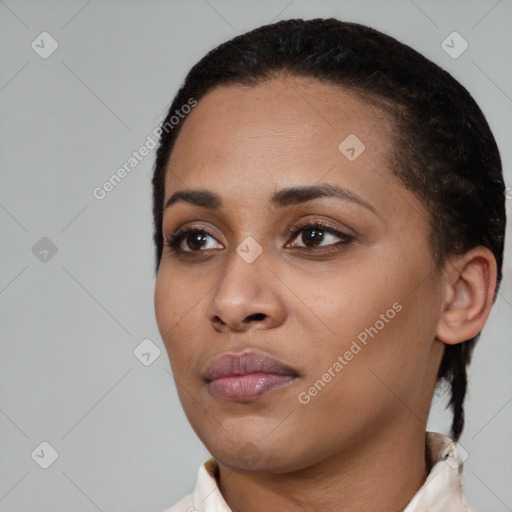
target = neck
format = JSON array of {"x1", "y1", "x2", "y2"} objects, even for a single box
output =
[{"x1": 216, "y1": 421, "x2": 429, "y2": 512}]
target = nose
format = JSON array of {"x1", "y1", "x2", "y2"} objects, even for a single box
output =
[{"x1": 206, "y1": 253, "x2": 287, "y2": 333}]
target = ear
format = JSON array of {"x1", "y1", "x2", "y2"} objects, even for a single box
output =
[{"x1": 436, "y1": 246, "x2": 497, "y2": 345}]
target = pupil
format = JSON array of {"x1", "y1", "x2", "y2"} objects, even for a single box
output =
[
  {"x1": 188, "y1": 232, "x2": 207, "y2": 250},
  {"x1": 303, "y1": 228, "x2": 324, "y2": 247}
]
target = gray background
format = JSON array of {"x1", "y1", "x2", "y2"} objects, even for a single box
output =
[{"x1": 1, "y1": 0, "x2": 511, "y2": 511}]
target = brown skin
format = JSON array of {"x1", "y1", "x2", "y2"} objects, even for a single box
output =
[{"x1": 154, "y1": 75, "x2": 496, "y2": 511}]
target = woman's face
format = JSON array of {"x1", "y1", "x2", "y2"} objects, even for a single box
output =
[{"x1": 154, "y1": 76, "x2": 447, "y2": 472}]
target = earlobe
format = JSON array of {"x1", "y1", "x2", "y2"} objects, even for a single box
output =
[{"x1": 436, "y1": 247, "x2": 497, "y2": 345}]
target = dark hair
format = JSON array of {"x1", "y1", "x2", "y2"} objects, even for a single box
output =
[{"x1": 151, "y1": 18, "x2": 506, "y2": 441}]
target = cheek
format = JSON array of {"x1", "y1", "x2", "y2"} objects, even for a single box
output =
[
  {"x1": 154, "y1": 269, "x2": 201, "y2": 371},
  {"x1": 154, "y1": 271, "x2": 175, "y2": 335},
  {"x1": 293, "y1": 257, "x2": 396, "y2": 340},
  {"x1": 303, "y1": 254, "x2": 439, "y2": 395},
  {"x1": 154, "y1": 264, "x2": 204, "y2": 328},
  {"x1": 334, "y1": 288, "x2": 438, "y2": 410},
  {"x1": 297, "y1": 301, "x2": 433, "y2": 442}
]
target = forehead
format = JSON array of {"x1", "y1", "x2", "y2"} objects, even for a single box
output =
[{"x1": 163, "y1": 75, "x2": 405, "y2": 216}]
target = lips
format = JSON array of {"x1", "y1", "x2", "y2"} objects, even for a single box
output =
[
  {"x1": 203, "y1": 351, "x2": 299, "y2": 382},
  {"x1": 203, "y1": 351, "x2": 299, "y2": 401}
]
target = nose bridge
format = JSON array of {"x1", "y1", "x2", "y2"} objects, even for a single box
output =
[
  {"x1": 207, "y1": 239, "x2": 284, "y2": 331},
  {"x1": 214, "y1": 239, "x2": 268, "y2": 307}
]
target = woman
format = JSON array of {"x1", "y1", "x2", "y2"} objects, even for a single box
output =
[{"x1": 152, "y1": 18, "x2": 506, "y2": 511}]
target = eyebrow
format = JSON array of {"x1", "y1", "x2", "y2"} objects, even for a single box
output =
[{"x1": 164, "y1": 183, "x2": 377, "y2": 214}]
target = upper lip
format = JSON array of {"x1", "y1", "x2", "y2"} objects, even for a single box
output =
[{"x1": 203, "y1": 350, "x2": 299, "y2": 382}]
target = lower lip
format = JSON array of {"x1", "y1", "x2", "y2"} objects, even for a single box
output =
[{"x1": 207, "y1": 372, "x2": 297, "y2": 401}]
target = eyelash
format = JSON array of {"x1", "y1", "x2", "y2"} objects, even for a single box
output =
[{"x1": 165, "y1": 220, "x2": 355, "y2": 257}]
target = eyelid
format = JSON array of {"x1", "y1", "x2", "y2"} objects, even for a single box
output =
[
  {"x1": 286, "y1": 218, "x2": 355, "y2": 239},
  {"x1": 285, "y1": 220, "x2": 355, "y2": 250},
  {"x1": 170, "y1": 223, "x2": 218, "y2": 240},
  {"x1": 166, "y1": 223, "x2": 224, "y2": 252}
]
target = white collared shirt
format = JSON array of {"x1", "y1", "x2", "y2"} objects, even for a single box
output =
[{"x1": 163, "y1": 431, "x2": 475, "y2": 512}]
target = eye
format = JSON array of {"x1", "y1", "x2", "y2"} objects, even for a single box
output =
[
  {"x1": 165, "y1": 226, "x2": 223, "y2": 254},
  {"x1": 165, "y1": 220, "x2": 355, "y2": 257},
  {"x1": 286, "y1": 221, "x2": 354, "y2": 250}
]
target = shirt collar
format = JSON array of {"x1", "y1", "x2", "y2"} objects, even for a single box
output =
[
  {"x1": 189, "y1": 431, "x2": 473, "y2": 512},
  {"x1": 403, "y1": 431, "x2": 473, "y2": 511}
]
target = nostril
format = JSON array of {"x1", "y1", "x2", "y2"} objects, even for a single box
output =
[{"x1": 246, "y1": 313, "x2": 266, "y2": 321}]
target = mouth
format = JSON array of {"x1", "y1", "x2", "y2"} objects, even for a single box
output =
[
  {"x1": 207, "y1": 373, "x2": 298, "y2": 401},
  {"x1": 203, "y1": 351, "x2": 299, "y2": 402}
]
